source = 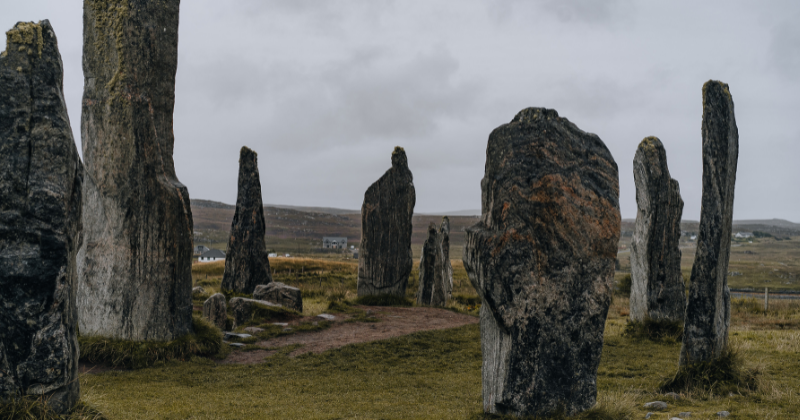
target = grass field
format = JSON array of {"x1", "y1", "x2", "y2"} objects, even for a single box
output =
[{"x1": 74, "y1": 294, "x2": 800, "y2": 419}]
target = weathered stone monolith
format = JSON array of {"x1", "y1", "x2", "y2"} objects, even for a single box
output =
[
  {"x1": 203, "y1": 293, "x2": 227, "y2": 331},
  {"x1": 464, "y1": 108, "x2": 620, "y2": 417},
  {"x1": 630, "y1": 137, "x2": 685, "y2": 323},
  {"x1": 416, "y1": 217, "x2": 453, "y2": 306},
  {"x1": 0, "y1": 20, "x2": 82, "y2": 413},
  {"x1": 357, "y1": 147, "x2": 415, "y2": 297},
  {"x1": 221, "y1": 147, "x2": 272, "y2": 294},
  {"x1": 77, "y1": 0, "x2": 194, "y2": 341},
  {"x1": 433, "y1": 216, "x2": 453, "y2": 306},
  {"x1": 416, "y1": 223, "x2": 439, "y2": 305},
  {"x1": 680, "y1": 81, "x2": 739, "y2": 365}
]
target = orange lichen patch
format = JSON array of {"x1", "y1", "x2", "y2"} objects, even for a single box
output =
[
  {"x1": 501, "y1": 202, "x2": 511, "y2": 222},
  {"x1": 491, "y1": 229, "x2": 528, "y2": 257}
]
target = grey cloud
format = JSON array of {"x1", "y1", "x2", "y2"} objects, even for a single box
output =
[
  {"x1": 539, "y1": 0, "x2": 635, "y2": 24},
  {"x1": 769, "y1": 19, "x2": 800, "y2": 81}
]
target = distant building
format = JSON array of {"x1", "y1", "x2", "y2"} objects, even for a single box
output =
[
  {"x1": 735, "y1": 232, "x2": 753, "y2": 239},
  {"x1": 268, "y1": 253, "x2": 277, "y2": 258},
  {"x1": 322, "y1": 237, "x2": 347, "y2": 249},
  {"x1": 193, "y1": 245, "x2": 210, "y2": 255},
  {"x1": 198, "y1": 249, "x2": 225, "y2": 262}
]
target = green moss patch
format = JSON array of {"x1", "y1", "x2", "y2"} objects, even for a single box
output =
[{"x1": 78, "y1": 316, "x2": 223, "y2": 369}]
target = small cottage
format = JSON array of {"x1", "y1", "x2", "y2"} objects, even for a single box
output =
[
  {"x1": 322, "y1": 237, "x2": 347, "y2": 249},
  {"x1": 193, "y1": 245, "x2": 210, "y2": 255},
  {"x1": 198, "y1": 249, "x2": 226, "y2": 262}
]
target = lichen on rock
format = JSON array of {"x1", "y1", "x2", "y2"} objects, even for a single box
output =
[
  {"x1": 0, "y1": 19, "x2": 83, "y2": 414},
  {"x1": 464, "y1": 108, "x2": 620, "y2": 417}
]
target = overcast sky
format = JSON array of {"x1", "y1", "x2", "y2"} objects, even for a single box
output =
[{"x1": 3, "y1": 1, "x2": 799, "y2": 221}]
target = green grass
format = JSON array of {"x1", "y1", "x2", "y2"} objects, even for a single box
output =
[
  {"x1": 78, "y1": 317, "x2": 223, "y2": 369},
  {"x1": 623, "y1": 318, "x2": 684, "y2": 342},
  {"x1": 0, "y1": 398, "x2": 106, "y2": 420},
  {"x1": 354, "y1": 294, "x2": 414, "y2": 307},
  {"x1": 659, "y1": 347, "x2": 759, "y2": 396}
]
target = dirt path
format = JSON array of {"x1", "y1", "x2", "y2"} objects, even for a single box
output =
[{"x1": 219, "y1": 306, "x2": 478, "y2": 365}]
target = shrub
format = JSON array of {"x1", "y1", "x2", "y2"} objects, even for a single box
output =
[
  {"x1": 616, "y1": 274, "x2": 632, "y2": 296},
  {"x1": 623, "y1": 318, "x2": 683, "y2": 342},
  {"x1": 78, "y1": 316, "x2": 223, "y2": 369},
  {"x1": 659, "y1": 347, "x2": 759, "y2": 395}
]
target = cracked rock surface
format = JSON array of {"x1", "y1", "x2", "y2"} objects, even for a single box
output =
[
  {"x1": 357, "y1": 147, "x2": 415, "y2": 297},
  {"x1": 463, "y1": 108, "x2": 620, "y2": 417},
  {"x1": 77, "y1": 0, "x2": 193, "y2": 341},
  {"x1": 222, "y1": 147, "x2": 272, "y2": 294},
  {"x1": 630, "y1": 137, "x2": 685, "y2": 323},
  {"x1": 681, "y1": 81, "x2": 738, "y2": 365},
  {"x1": 0, "y1": 20, "x2": 83, "y2": 413}
]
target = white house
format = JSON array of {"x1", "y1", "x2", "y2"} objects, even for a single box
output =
[
  {"x1": 735, "y1": 232, "x2": 753, "y2": 239},
  {"x1": 198, "y1": 249, "x2": 225, "y2": 262},
  {"x1": 193, "y1": 245, "x2": 210, "y2": 255},
  {"x1": 322, "y1": 237, "x2": 347, "y2": 249}
]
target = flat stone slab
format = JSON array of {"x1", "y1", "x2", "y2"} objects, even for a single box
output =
[{"x1": 317, "y1": 314, "x2": 336, "y2": 321}]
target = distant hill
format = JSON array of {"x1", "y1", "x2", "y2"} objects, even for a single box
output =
[{"x1": 620, "y1": 218, "x2": 800, "y2": 237}]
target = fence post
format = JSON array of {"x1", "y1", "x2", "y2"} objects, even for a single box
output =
[{"x1": 764, "y1": 287, "x2": 769, "y2": 312}]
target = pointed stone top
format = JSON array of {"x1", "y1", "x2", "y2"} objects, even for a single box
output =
[
  {"x1": 638, "y1": 136, "x2": 663, "y2": 151},
  {"x1": 427, "y1": 222, "x2": 437, "y2": 235},
  {"x1": 240, "y1": 146, "x2": 257, "y2": 158},
  {"x1": 391, "y1": 146, "x2": 407, "y2": 168},
  {"x1": 4, "y1": 21, "x2": 45, "y2": 57},
  {"x1": 441, "y1": 216, "x2": 450, "y2": 233},
  {"x1": 511, "y1": 107, "x2": 560, "y2": 124},
  {"x1": 703, "y1": 80, "x2": 734, "y2": 109}
]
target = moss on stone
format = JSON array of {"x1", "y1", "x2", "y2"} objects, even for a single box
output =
[
  {"x1": 87, "y1": 0, "x2": 130, "y2": 99},
  {"x1": 5, "y1": 21, "x2": 43, "y2": 57}
]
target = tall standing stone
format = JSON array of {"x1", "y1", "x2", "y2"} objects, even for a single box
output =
[
  {"x1": 434, "y1": 216, "x2": 453, "y2": 306},
  {"x1": 416, "y1": 217, "x2": 453, "y2": 306},
  {"x1": 630, "y1": 137, "x2": 685, "y2": 323},
  {"x1": 0, "y1": 20, "x2": 82, "y2": 413},
  {"x1": 680, "y1": 81, "x2": 738, "y2": 365},
  {"x1": 77, "y1": 0, "x2": 193, "y2": 341},
  {"x1": 464, "y1": 108, "x2": 620, "y2": 417},
  {"x1": 357, "y1": 147, "x2": 415, "y2": 297},
  {"x1": 416, "y1": 223, "x2": 439, "y2": 305},
  {"x1": 221, "y1": 147, "x2": 272, "y2": 294}
]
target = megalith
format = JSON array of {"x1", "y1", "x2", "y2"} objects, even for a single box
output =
[
  {"x1": 416, "y1": 217, "x2": 453, "y2": 306},
  {"x1": 416, "y1": 223, "x2": 439, "y2": 305},
  {"x1": 630, "y1": 137, "x2": 685, "y2": 323},
  {"x1": 357, "y1": 147, "x2": 415, "y2": 297},
  {"x1": 0, "y1": 20, "x2": 83, "y2": 413},
  {"x1": 254, "y1": 282, "x2": 302, "y2": 313},
  {"x1": 203, "y1": 294, "x2": 228, "y2": 331},
  {"x1": 463, "y1": 108, "x2": 620, "y2": 417},
  {"x1": 680, "y1": 81, "x2": 739, "y2": 365},
  {"x1": 77, "y1": 0, "x2": 194, "y2": 341},
  {"x1": 221, "y1": 147, "x2": 272, "y2": 294}
]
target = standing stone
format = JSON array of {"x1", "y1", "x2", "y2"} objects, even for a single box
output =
[
  {"x1": 357, "y1": 147, "x2": 415, "y2": 297},
  {"x1": 680, "y1": 81, "x2": 738, "y2": 365},
  {"x1": 630, "y1": 137, "x2": 685, "y2": 323},
  {"x1": 221, "y1": 147, "x2": 272, "y2": 294},
  {"x1": 433, "y1": 216, "x2": 453, "y2": 306},
  {"x1": 0, "y1": 20, "x2": 82, "y2": 413},
  {"x1": 203, "y1": 293, "x2": 228, "y2": 331},
  {"x1": 463, "y1": 108, "x2": 620, "y2": 417},
  {"x1": 416, "y1": 218, "x2": 453, "y2": 306},
  {"x1": 77, "y1": 0, "x2": 193, "y2": 341},
  {"x1": 416, "y1": 223, "x2": 438, "y2": 305},
  {"x1": 254, "y1": 282, "x2": 302, "y2": 313}
]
